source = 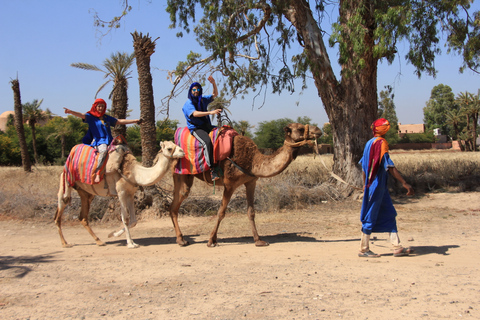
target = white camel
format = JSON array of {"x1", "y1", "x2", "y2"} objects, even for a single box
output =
[{"x1": 54, "y1": 141, "x2": 185, "y2": 248}]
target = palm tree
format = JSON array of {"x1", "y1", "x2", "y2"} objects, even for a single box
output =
[
  {"x1": 233, "y1": 120, "x2": 255, "y2": 137},
  {"x1": 445, "y1": 108, "x2": 463, "y2": 141},
  {"x1": 457, "y1": 91, "x2": 480, "y2": 151},
  {"x1": 132, "y1": 31, "x2": 158, "y2": 166},
  {"x1": 71, "y1": 51, "x2": 135, "y2": 137},
  {"x1": 23, "y1": 99, "x2": 49, "y2": 163},
  {"x1": 457, "y1": 92, "x2": 473, "y2": 150},
  {"x1": 47, "y1": 117, "x2": 74, "y2": 160},
  {"x1": 10, "y1": 79, "x2": 31, "y2": 172},
  {"x1": 465, "y1": 93, "x2": 480, "y2": 151}
]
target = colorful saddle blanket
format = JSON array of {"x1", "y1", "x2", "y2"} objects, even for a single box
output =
[
  {"x1": 64, "y1": 144, "x2": 110, "y2": 186},
  {"x1": 174, "y1": 126, "x2": 239, "y2": 175}
]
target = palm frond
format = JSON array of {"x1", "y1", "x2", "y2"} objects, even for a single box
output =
[
  {"x1": 95, "y1": 80, "x2": 111, "y2": 98},
  {"x1": 71, "y1": 63, "x2": 104, "y2": 72}
]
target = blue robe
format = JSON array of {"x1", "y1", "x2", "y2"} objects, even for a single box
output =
[
  {"x1": 83, "y1": 113, "x2": 117, "y2": 147},
  {"x1": 183, "y1": 94, "x2": 214, "y2": 132},
  {"x1": 359, "y1": 137, "x2": 398, "y2": 235}
]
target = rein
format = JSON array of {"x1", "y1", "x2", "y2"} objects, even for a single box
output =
[
  {"x1": 283, "y1": 124, "x2": 315, "y2": 148},
  {"x1": 116, "y1": 169, "x2": 139, "y2": 187},
  {"x1": 165, "y1": 145, "x2": 177, "y2": 158},
  {"x1": 227, "y1": 157, "x2": 256, "y2": 177}
]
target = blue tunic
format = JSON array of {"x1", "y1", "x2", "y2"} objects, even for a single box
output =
[
  {"x1": 359, "y1": 137, "x2": 398, "y2": 235},
  {"x1": 182, "y1": 94, "x2": 214, "y2": 132},
  {"x1": 83, "y1": 113, "x2": 117, "y2": 146}
]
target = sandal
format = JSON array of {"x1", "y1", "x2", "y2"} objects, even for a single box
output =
[
  {"x1": 211, "y1": 169, "x2": 220, "y2": 181},
  {"x1": 394, "y1": 247, "x2": 414, "y2": 257},
  {"x1": 358, "y1": 250, "x2": 380, "y2": 258}
]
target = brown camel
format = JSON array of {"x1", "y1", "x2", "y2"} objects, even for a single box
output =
[
  {"x1": 55, "y1": 141, "x2": 185, "y2": 248},
  {"x1": 169, "y1": 123, "x2": 322, "y2": 247}
]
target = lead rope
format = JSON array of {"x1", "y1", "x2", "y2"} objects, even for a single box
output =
[
  {"x1": 213, "y1": 176, "x2": 216, "y2": 194},
  {"x1": 316, "y1": 151, "x2": 363, "y2": 191}
]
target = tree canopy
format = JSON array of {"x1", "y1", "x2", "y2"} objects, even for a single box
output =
[
  {"x1": 254, "y1": 116, "x2": 316, "y2": 149},
  {"x1": 423, "y1": 84, "x2": 458, "y2": 135},
  {"x1": 378, "y1": 86, "x2": 400, "y2": 144},
  {"x1": 101, "y1": 0, "x2": 480, "y2": 188}
]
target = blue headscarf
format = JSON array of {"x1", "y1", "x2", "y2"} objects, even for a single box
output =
[{"x1": 188, "y1": 82, "x2": 203, "y2": 111}]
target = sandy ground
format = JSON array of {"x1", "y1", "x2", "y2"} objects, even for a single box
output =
[{"x1": 1, "y1": 192, "x2": 480, "y2": 319}]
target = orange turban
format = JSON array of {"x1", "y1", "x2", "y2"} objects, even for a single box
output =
[
  {"x1": 371, "y1": 118, "x2": 390, "y2": 137},
  {"x1": 366, "y1": 118, "x2": 391, "y2": 187},
  {"x1": 87, "y1": 98, "x2": 107, "y2": 118}
]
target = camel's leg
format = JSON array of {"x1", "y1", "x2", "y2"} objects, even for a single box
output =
[
  {"x1": 207, "y1": 186, "x2": 236, "y2": 247},
  {"x1": 245, "y1": 179, "x2": 268, "y2": 247},
  {"x1": 108, "y1": 187, "x2": 138, "y2": 239},
  {"x1": 117, "y1": 189, "x2": 139, "y2": 248},
  {"x1": 54, "y1": 173, "x2": 73, "y2": 248},
  {"x1": 108, "y1": 203, "x2": 137, "y2": 238},
  {"x1": 169, "y1": 174, "x2": 194, "y2": 246},
  {"x1": 76, "y1": 189, "x2": 106, "y2": 246}
]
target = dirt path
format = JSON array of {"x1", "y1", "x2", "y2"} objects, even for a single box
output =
[{"x1": 1, "y1": 192, "x2": 479, "y2": 319}]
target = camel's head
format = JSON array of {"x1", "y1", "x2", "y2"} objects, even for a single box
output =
[
  {"x1": 159, "y1": 141, "x2": 185, "y2": 159},
  {"x1": 284, "y1": 123, "x2": 322, "y2": 144}
]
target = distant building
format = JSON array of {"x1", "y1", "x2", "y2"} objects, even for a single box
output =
[
  {"x1": 0, "y1": 110, "x2": 53, "y2": 132},
  {"x1": 397, "y1": 123, "x2": 425, "y2": 134},
  {"x1": 0, "y1": 111, "x2": 15, "y2": 132}
]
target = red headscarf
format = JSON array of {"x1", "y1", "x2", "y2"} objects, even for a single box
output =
[
  {"x1": 366, "y1": 118, "x2": 390, "y2": 187},
  {"x1": 87, "y1": 99, "x2": 107, "y2": 118},
  {"x1": 371, "y1": 118, "x2": 390, "y2": 137}
]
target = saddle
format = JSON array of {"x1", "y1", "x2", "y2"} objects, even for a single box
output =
[
  {"x1": 64, "y1": 138, "x2": 129, "y2": 187},
  {"x1": 174, "y1": 125, "x2": 239, "y2": 175}
]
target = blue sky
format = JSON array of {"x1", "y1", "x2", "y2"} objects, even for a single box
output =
[{"x1": 1, "y1": 1, "x2": 479, "y2": 129}]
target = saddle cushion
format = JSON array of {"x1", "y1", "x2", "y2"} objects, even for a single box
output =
[
  {"x1": 64, "y1": 144, "x2": 109, "y2": 186},
  {"x1": 174, "y1": 126, "x2": 238, "y2": 175}
]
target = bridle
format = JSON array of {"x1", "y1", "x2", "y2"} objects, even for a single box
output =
[
  {"x1": 283, "y1": 124, "x2": 315, "y2": 148},
  {"x1": 163, "y1": 144, "x2": 177, "y2": 158}
]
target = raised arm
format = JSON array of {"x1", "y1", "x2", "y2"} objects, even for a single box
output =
[
  {"x1": 64, "y1": 107, "x2": 85, "y2": 120},
  {"x1": 208, "y1": 75, "x2": 218, "y2": 98}
]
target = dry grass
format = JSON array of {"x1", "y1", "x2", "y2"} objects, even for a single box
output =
[
  {"x1": 389, "y1": 150, "x2": 480, "y2": 193},
  {"x1": 0, "y1": 150, "x2": 479, "y2": 222}
]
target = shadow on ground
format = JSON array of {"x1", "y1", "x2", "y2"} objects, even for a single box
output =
[
  {"x1": 107, "y1": 233, "x2": 361, "y2": 247},
  {"x1": 0, "y1": 252, "x2": 60, "y2": 278}
]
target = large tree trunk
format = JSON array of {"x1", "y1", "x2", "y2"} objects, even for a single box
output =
[
  {"x1": 11, "y1": 79, "x2": 32, "y2": 172},
  {"x1": 111, "y1": 77, "x2": 128, "y2": 138},
  {"x1": 132, "y1": 31, "x2": 157, "y2": 167},
  {"x1": 30, "y1": 122, "x2": 39, "y2": 163},
  {"x1": 285, "y1": 0, "x2": 377, "y2": 192}
]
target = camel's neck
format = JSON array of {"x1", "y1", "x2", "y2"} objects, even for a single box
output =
[
  {"x1": 251, "y1": 145, "x2": 296, "y2": 178},
  {"x1": 131, "y1": 154, "x2": 174, "y2": 186}
]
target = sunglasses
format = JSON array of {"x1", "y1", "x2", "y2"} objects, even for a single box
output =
[{"x1": 192, "y1": 88, "x2": 200, "y2": 92}]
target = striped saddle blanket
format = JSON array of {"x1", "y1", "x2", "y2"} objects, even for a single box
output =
[
  {"x1": 64, "y1": 144, "x2": 110, "y2": 186},
  {"x1": 174, "y1": 126, "x2": 238, "y2": 175}
]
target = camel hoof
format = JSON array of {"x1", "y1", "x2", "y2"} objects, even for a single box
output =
[
  {"x1": 127, "y1": 243, "x2": 140, "y2": 249},
  {"x1": 62, "y1": 243, "x2": 73, "y2": 248},
  {"x1": 207, "y1": 242, "x2": 218, "y2": 247},
  {"x1": 96, "y1": 241, "x2": 107, "y2": 246},
  {"x1": 177, "y1": 239, "x2": 190, "y2": 246},
  {"x1": 255, "y1": 240, "x2": 269, "y2": 247}
]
